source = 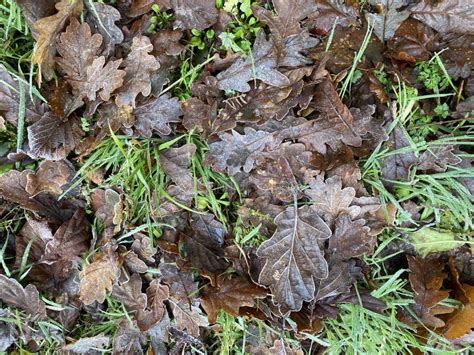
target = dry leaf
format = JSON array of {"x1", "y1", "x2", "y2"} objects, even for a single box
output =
[
  {"x1": 31, "y1": 0, "x2": 83, "y2": 81},
  {"x1": 134, "y1": 94, "x2": 182, "y2": 137},
  {"x1": 170, "y1": 0, "x2": 218, "y2": 30},
  {"x1": 443, "y1": 284, "x2": 474, "y2": 339},
  {"x1": 201, "y1": 275, "x2": 267, "y2": 323},
  {"x1": 257, "y1": 203, "x2": 331, "y2": 312}
]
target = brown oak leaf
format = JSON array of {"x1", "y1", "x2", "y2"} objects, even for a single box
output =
[
  {"x1": 443, "y1": 284, "x2": 474, "y2": 339},
  {"x1": 91, "y1": 188, "x2": 123, "y2": 241},
  {"x1": 31, "y1": 0, "x2": 83, "y2": 81},
  {"x1": 134, "y1": 94, "x2": 182, "y2": 137},
  {"x1": 111, "y1": 273, "x2": 147, "y2": 314},
  {"x1": 25, "y1": 160, "x2": 74, "y2": 197},
  {"x1": 170, "y1": 0, "x2": 218, "y2": 30},
  {"x1": 27, "y1": 112, "x2": 84, "y2": 160},
  {"x1": 257, "y1": 203, "x2": 332, "y2": 313},
  {"x1": 137, "y1": 280, "x2": 170, "y2": 331},
  {"x1": 217, "y1": 31, "x2": 290, "y2": 92},
  {"x1": 201, "y1": 275, "x2": 267, "y2": 323},
  {"x1": 408, "y1": 256, "x2": 454, "y2": 328},
  {"x1": 79, "y1": 245, "x2": 121, "y2": 305},
  {"x1": 181, "y1": 213, "x2": 229, "y2": 274},
  {"x1": 0, "y1": 275, "x2": 47, "y2": 320},
  {"x1": 329, "y1": 214, "x2": 375, "y2": 259},
  {"x1": 115, "y1": 36, "x2": 160, "y2": 108}
]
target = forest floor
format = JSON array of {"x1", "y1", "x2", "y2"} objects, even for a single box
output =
[{"x1": 0, "y1": 0, "x2": 473, "y2": 354}]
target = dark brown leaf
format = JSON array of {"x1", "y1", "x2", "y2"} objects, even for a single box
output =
[
  {"x1": 0, "y1": 169, "x2": 76, "y2": 224},
  {"x1": 182, "y1": 213, "x2": 229, "y2": 273},
  {"x1": 134, "y1": 94, "x2": 182, "y2": 136},
  {"x1": 27, "y1": 112, "x2": 84, "y2": 160},
  {"x1": 91, "y1": 188, "x2": 123, "y2": 240},
  {"x1": 137, "y1": 280, "x2": 170, "y2": 331},
  {"x1": 170, "y1": 0, "x2": 218, "y2": 30},
  {"x1": 85, "y1": 2, "x2": 124, "y2": 57},
  {"x1": 408, "y1": 256, "x2": 453, "y2": 328},
  {"x1": 111, "y1": 273, "x2": 147, "y2": 313},
  {"x1": 25, "y1": 160, "x2": 74, "y2": 196},
  {"x1": 411, "y1": 0, "x2": 474, "y2": 34},
  {"x1": 309, "y1": 0, "x2": 359, "y2": 35},
  {"x1": 217, "y1": 31, "x2": 290, "y2": 92},
  {"x1": 365, "y1": 0, "x2": 410, "y2": 41},
  {"x1": 329, "y1": 213, "x2": 374, "y2": 259},
  {"x1": 257, "y1": 203, "x2": 332, "y2": 312},
  {"x1": 131, "y1": 233, "x2": 157, "y2": 263},
  {"x1": 205, "y1": 127, "x2": 276, "y2": 176},
  {"x1": 160, "y1": 263, "x2": 198, "y2": 304},
  {"x1": 0, "y1": 275, "x2": 47, "y2": 320},
  {"x1": 417, "y1": 146, "x2": 462, "y2": 172},
  {"x1": 201, "y1": 275, "x2": 267, "y2": 323},
  {"x1": 112, "y1": 320, "x2": 146, "y2": 355},
  {"x1": 0, "y1": 64, "x2": 44, "y2": 125}
]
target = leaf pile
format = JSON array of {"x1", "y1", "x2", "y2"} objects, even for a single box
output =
[{"x1": 0, "y1": 0, "x2": 473, "y2": 352}]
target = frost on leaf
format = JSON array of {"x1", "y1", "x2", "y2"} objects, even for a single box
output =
[
  {"x1": 257, "y1": 203, "x2": 331, "y2": 313},
  {"x1": 115, "y1": 36, "x2": 160, "y2": 108},
  {"x1": 217, "y1": 31, "x2": 290, "y2": 92},
  {"x1": 31, "y1": 0, "x2": 83, "y2": 81},
  {"x1": 170, "y1": 0, "x2": 218, "y2": 30},
  {"x1": 134, "y1": 94, "x2": 182, "y2": 137},
  {"x1": 27, "y1": 112, "x2": 84, "y2": 160}
]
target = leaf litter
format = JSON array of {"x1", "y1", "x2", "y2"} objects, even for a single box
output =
[{"x1": 0, "y1": 0, "x2": 473, "y2": 353}]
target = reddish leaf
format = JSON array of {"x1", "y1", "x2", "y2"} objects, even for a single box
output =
[{"x1": 201, "y1": 275, "x2": 267, "y2": 323}]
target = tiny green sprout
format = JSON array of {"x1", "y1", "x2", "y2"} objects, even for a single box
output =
[
  {"x1": 151, "y1": 3, "x2": 160, "y2": 13},
  {"x1": 206, "y1": 29, "x2": 215, "y2": 39},
  {"x1": 80, "y1": 117, "x2": 90, "y2": 132},
  {"x1": 191, "y1": 28, "x2": 201, "y2": 37},
  {"x1": 434, "y1": 103, "x2": 449, "y2": 118}
]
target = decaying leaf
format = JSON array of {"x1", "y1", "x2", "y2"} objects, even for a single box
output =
[
  {"x1": 85, "y1": 1, "x2": 124, "y2": 57},
  {"x1": 417, "y1": 146, "x2": 462, "y2": 172},
  {"x1": 0, "y1": 309, "x2": 17, "y2": 352},
  {"x1": 0, "y1": 169, "x2": 77, "y2": 224},
  {"x1": 25, "y1": 160, "x2": 73, "y2": 196},
  {"x1": 170, "y1": 0, "x2": 218, "y2": 30},
  {"x1": 111, "y1": 273, "x2": 147, "y2": 314},
  {"x1": 410, "y1": 228, "x2": 462, "y2": 257},
  {"x1": 217, "y1": 31, "x2": 290, "y2": 92},
  {"x1": 201, "y1": 275, "x2": 267, "y2": 323},
  {"x1": 366, "y1": 0, "x2": 410, "y2": 41},
  {"x1": 91, "y1": 188, "x2": 123, "y2": 240},
  {"x1": 31, "y1": 0, "x2": 83, "y2": 81},
  {"x1": 62, "y1": 334, "x2": 110, "y2": 354},
  {"x1": 137, "y1": 280, "x2": 170, "y2": 331},
  {"x1": 329, "y1": 214, "x2": 375, "y2": 259},
  {"x1": 205, "y1": 128, "x2": 276, "y2": 176},
  {"x1": 411, "y1": 0, "x2": 474, "y2": 34},
  {"x1": 408, "y1": 256, "x2": 454, "y2": 328},
  {"x1": 182, "y1": 213, "x2": 229, "y2": 273},
  {"x1": 443, "y1": 284, "x2": 474, "y2": 339},
  {"x1": 0, "y1": 64, "x2": 44, "y2": 125},
  {"x1": 134, "y1": 94, "x2": 182, "y2": 137},
  {"x1": 79, "y1": 245, "x2": 121, "y2": 305},
  {"x1": 0, "y1": 275, "x2": 47, "y2": 320},
  {"x1": 115, "y1": 36, "x2": 160, "y2": 108},
  {"x1": 27, "y1": 112, "x2": 84, "y2": 160},
  {"x1": 112, "y1": 320, "x2": 146, "y2": 354},
  {"x1": 257, "y1": 203, "x2": 332, "y2": 312}
]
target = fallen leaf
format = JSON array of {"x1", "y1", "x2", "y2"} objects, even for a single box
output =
[
  {"x1": 159, "y1": 263, "x2": 198, "y2": 304},
  {"x1": 201, "y1": 275, "x2": 267, "y2": 323},
  {"x1": 411, "y1": 0, "x2": 474, "y2": 34},
  {"x1": 253, "y1": 0, "x2": 318, "y2": 40},
  {"x1": 134, "y1": 94, "x2": 182, "y2": 137},
  {"x1": 410, "y1": 228, "x2": 462, "y2": 257},
  {"x1": 308, "y1": 0, "x2": 359, "y2": 35},
  {"x1": 0, "y1": 275, "x2": 47, "y2": 320},
  {"x1": 365, "y1": 0, "x2": 410, "y2": 41},
  {"x1": 278, "y1": 31, "x2": 319, "y2": 67},
  {"x1": 269, "y1": 339, "x2": 304, "y2": 355},
  {"x1": 79, "y1": 245, "x2": 121, "y2": 305},
  {"x1": 205, "y1": 127, "x2": 276, "y2": 176},
  {"x1": 137, "y1": 280, "x2": 170, "y2": 331},
  {"x1": 181, "y1": 213, "x2": 229, "y2": 273},
  {"x1": 0, "y1": 169, "x2": 77, "y2": 224},
  {"x1": 329, "y1": 213, "x2": 375, "y2": 259},
  {"x1": 0, "y1": 64, "x2": 44, "y2": 125},
  {"x1": 0, "y1": 309, "x2": 17, "y2": 352},
  {"x1": 62, "y1": 334, "x2": 110, "y2": 354},
  {"x1": 443, "y1": 284, "x2": 474, "y2": 339},
  {"x1": 417, "y1": 146, "x2": 462, "y2": 172},
  {"x1": 111, "y1": 273, "x2": 147, "y2": 313},
  {"x1": 169, "y1": 301, "x2": 208, "y2": 338},
  {"x1": 131, "y1": 233, "x2": 157, "y2": 263},
  {"x1": 305, "y1": 175, "x2": 358, "y2": 225},
  {"x1": 217, "y1": 31, "x2": 290, "y2": 92},
  {"x1": 408, "y1": 256, "x2": 453, "y2": 328},
  {"x1": 315, "y1": 258, "x2": 361, "y2": 301},
  {"x1": 170, "y1": 0, "x2": 218, "y2": 30},
  {"x1": 25, "y1": 160, "x2": 73, "y2": 196},
  {"x1": 115, "y1": 36, "x2": 160, "y2": 108},
  {"x1": 112, "y1": 320, "x2": 146, "y2": 354},
  {"x1": 27, "y1": 112, "x2": 84, "y2": 160},
  {"x1": 257, "y1": 203, "x2": 332, "y2": 313},
  {"x1": 31, "y1": 0, "x2": 83, "y2": 81},
  {"x1": 85, "y1": 1, "x2": 124, "y2": 57},
  {"x1": 91, "y1": 188, "x2": 123, "y2": 240}
]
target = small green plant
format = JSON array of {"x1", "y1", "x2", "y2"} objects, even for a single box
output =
[
  {"x1": 218, "y1": 0, "x2": 261, "y2": 55},
  {"x1": 147, "y1": 4, "x2": 174, "y2": 33},
  {"x1": 190, "y1": 28, "x2": 215, "y2": 51}
]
